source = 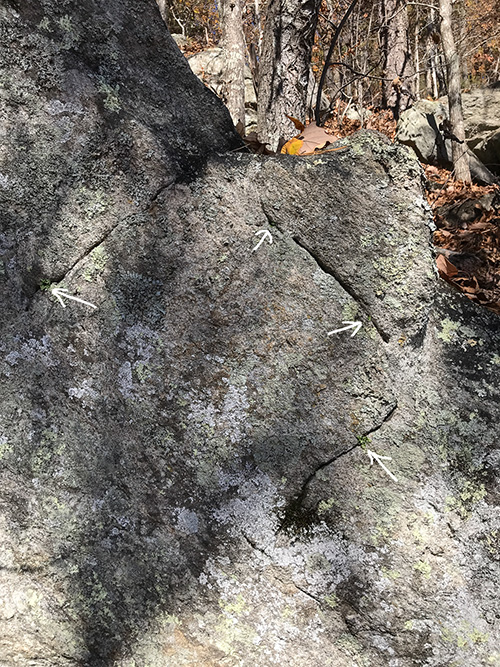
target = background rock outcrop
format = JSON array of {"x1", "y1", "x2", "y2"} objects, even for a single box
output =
[
  {"x1": 186, "y1": 47, "x2": 329, "y2": 138},
  {"x1": 187, "y1": 47, "x2": 258, "y2": 134},
  {"x1": 0, "y1": 2, "x2": 499, "y2": 666},
  {"x1": 395, "y1": 87, "x2": 500, "y2": 181}
]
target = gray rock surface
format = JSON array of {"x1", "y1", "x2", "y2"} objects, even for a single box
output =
[
  {"x1": 460, "y1": 85, "x2": 500, "y2": 148},
  {"x1": 396, "y1": 89, "x2": 500, "y2": 179},
  {"x1": 187, "y1": 47, "x2": 258, "y2": 134},
  {"x1": 395, "y1": 100, "x2": 450, "y2": 164},
  {"x1": 1, "y1": 2, "x2": 499, "y2": 666}
]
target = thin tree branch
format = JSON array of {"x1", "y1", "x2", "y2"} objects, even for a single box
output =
[
  {"x1": 329, "y1": 61, "x2": 396, "y2": 81},
  {"x1": 315, "y1": 0, "x2": 360, "y2": 126},
  {"x1": 460, "y1": 31, "x2": 500, "y2": 57}
]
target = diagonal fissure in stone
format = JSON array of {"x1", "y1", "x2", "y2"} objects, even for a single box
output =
[{"x1": 279, "y1": 401, "x2": 398, "y2": 531}]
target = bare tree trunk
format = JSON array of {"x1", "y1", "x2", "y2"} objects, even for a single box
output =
[
  {"x1": 257, "y1": 0, "x2": 321, "y2": 151},
  {"x1": 414, "y1": 5, "x2": 420, "y2": 99},
  {"x1": 220, "y1": 0, "x2": 246, "y2": 127},
  {"x1": 431, "y1": 52, "x2": 439, "y2": 98},
  {"x1": 381, "y1": 0, "x2": 414, "y2": 118},
  {"x1": 155, "y1": 0, "x2": 168, "y2": 24},
  {"x1": 254, "y1": 0, "x2": 263, "y2": 51},
  {"x1": 439, "y1": 0, "x2": 471, "y2": 182}
]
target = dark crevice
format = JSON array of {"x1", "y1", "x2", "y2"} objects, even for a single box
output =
[
  {"x1": 293, "y1": 583, "x2": 322, "y2": 605},
  {"x1": 291, "y1": 235, "x2": 390, "y2": 343},
  {"x1": 279, "y1": 401, "x2": 398, "y2": 532},
  {"x1": 51, "y1": 219, "x2": 124, "y2": 286},
  {"x1": 32, "y1": 179, "x2": 176, "y2": 303},
  {"x1": 260, "y1": 204, "x2": 389, "y2": 342},
  {"x1": 242, "y1": 533, "x2": 270, "y2": 558},
  {"x1": 148, "y1": 178, "x2": 176, "y2": 209}
]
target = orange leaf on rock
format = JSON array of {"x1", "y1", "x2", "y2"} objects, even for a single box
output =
[
  {"x1": 298, "y1": 122, "x2": 335, "y2": 154},
  {"x1": 281, "y1": 120, "x2": 339, "y2": 156},
  {"x1": 281, "y1": 136, "x2": 304, "y2": 155}
]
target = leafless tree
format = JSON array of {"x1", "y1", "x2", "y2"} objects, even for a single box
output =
[
  {"x1": 381, "y1": 0, "x2": 414, "y2": 118},
  {"x1": 220, "y1": 0, "x2": 246, "y2": 127},
  {"x1": 439, "y1": 0, "x2": 471, "y2": 182},
  {"x1": 257, "y1": 0, "x2": 321, "y2": 150}
]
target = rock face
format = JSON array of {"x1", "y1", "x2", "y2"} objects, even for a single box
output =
[
  {"x1": 187, "y1": 47, "x2": 258, "y2": 134},
  {"x1": 1, "y1": 3, "x2": 499, "y2": 667},
  {"x1": 396, "y1": 88, "x2": 500, "y2": 180}
]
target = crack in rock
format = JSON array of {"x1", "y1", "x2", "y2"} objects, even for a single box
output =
[
  {"x1": 279, "y1": 402, "x2": 398, "y2": 531},
  {"x1": 260, "y1": 206, "x2": 389, "y2": 342},
  {"x1": 32, "y1": 179, "x2": 177, "y2": 302},
  {"x1": 293, "y1": 583, "x2": 323, "y2": 605},
  {"x1": 291, "y1": 235, "x2": 390, "y2": 343},
  {"x1": 50, "y1": 220, "x2": 123, "y2": 287},
  {"x1": 243, "y1": 532, "x2": 271, "y2": 558}
]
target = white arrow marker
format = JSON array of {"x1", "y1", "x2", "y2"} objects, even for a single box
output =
[
  {"x1": 252, "y1": 229, "x2": 273, "y2": 253},
  {"x1": 51, "y1": 288, "x2": 97, "y2": 310},
  {"x1": 367, "y1": 449, "x2": 398, "y2": 482},
  {"x1": 327, "y1": 321, "x2": 362, "y2": 337}
]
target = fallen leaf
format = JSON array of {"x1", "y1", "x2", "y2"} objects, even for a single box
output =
[
  {"x1": 436, "y1": 254, "x2": 459, "y2": 279},
  {"x1": 281, "y1": 121, "x2": 339, "y2": 155},
  {"x1": 286, "y1": 115, "x2": 305, "y2": 132},
  {"x1": 297, "y1": 122, "x2": 335, "y2": 154},
  {"x1": 281, "y1": 136, "x2": 303, "y2": 155}
]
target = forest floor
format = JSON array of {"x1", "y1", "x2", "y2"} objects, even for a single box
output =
[{"x1": 324, "y1": 108, "x2": 500, "y2": 315}]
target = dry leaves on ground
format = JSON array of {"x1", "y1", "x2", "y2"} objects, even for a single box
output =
[{"x1": 426, "y1": 165, "x2": 500, "y2": 314}]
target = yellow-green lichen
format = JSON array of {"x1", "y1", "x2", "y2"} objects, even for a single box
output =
[
  {"x1": 97, "y1": 80, "x2": 121, "y2": 112},
  {"x1": 342, "y1": 302, "x2": 359, "y2": 321},
  {"x1": 381, "y1": 568, "x2": 401, "y2": 580},
  {"x1": 445, "y1": 479, "x2": 486, "y2": 519},
  {"x1": 437, "y1": 318, "x2": 461, "y2": 344},
  {"x1": 58, "y1": 15, "x2": 73, "y2": 32},
  {"x1": 0, "y1": 438, "x2": 13, "y2": 459},
  {"x1": 38, "y1": 17, "x2": 52, "y2": 31},
  {"x1": 134, "y1": 362, "x2": 152, "y2": 384},
  {"x1": 75, "y1": 186, "x2": 111, "y2": 219},
  {"x1": 84, "y1": 246, "x2": 108, "y2": 281},
  {"x1": 480, "y1": 530, "x2": 499, "y2": 559},
  {"x1": 440, "y1": 621, "x2": 489, "y2": 650},
  {"x1": 335, "y1": 633, "x2": 368, "y2": 663},
  {"x1": 413, "y1": 559, "x2": 431, "y2": 578},
  {"x1": 317, "y1": 498, "x2": 336, "y2": 515},
  {"x1": 214, "y1": 594, "x2": 256, "y2": 656},
  {"x1": 323, "y1": 593, "x2": 338, "y2": 608}
]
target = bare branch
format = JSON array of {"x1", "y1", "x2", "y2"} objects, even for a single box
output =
[{"x1": 315, "y1": 0, "x2": 360, "y2": 126}]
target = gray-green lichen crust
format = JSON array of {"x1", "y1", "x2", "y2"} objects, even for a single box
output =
[{"x1": 0, "y1": 2, "x2": 499, "y2": 666}]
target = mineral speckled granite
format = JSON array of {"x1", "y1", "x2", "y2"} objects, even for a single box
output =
[{"x1": 0, "y1": 1, "x2": 499, "y2": 666}]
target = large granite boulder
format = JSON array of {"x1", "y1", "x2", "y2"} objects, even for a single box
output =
[
  {"x1": 396, "y1": 87, "x2": 500, "y2": 180},
  {"x1": 0, "y1": 2, "x2": 499, "y2": 666}
]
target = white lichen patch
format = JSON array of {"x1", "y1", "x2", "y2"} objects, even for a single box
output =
[
  {"x1": 67, "y1": 380, "x2": 98, "y2": 407},
  {"x1": 200, "y1": 468, "x2": 371, "y2": 664},
  {"x1": 4, "y1": 335, "x2": 58, "y2": 368},
  {"x1": 175, "y1": 508, "x2": 199, "y2": 535},
  {"x1": 117, "y1": 361, "x2": 134, "y2": 399}
]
